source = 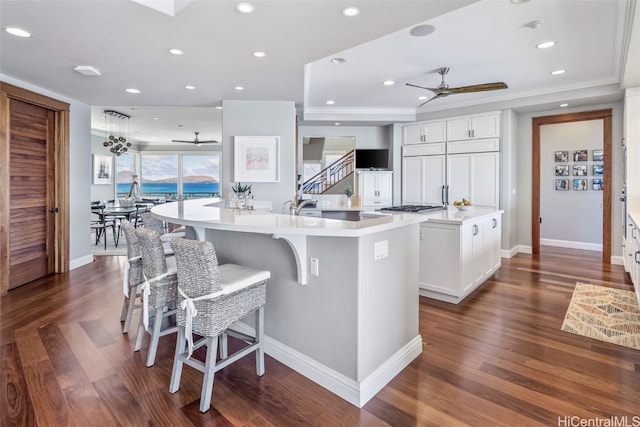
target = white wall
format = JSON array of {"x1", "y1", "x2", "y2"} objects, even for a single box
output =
[
  {"x1": 222, "y1": 100, "x2": 296, "y2": 209},
  {"x1": 1, "y1": 74, "x2": 93, "y2": 268},
  {"x1": 90, "y1": 134, "x2": 116, "y2": 202},
  {"x1": 540, "y1": 120, "x2": 603, "y2": 249},
  {"x1": 516, "y1": 102, "x2": 624, "y2": 256}
]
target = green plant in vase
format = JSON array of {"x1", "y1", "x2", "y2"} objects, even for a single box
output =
[{"x1": 344, "y1": 185, "x2": 353, "y2": 207}]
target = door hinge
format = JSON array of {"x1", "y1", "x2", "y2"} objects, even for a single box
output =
[{"x1": 49, "y1": 207, "x2": 59, "y2": 213}]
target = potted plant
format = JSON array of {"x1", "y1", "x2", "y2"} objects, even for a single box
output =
[
  {"x1": 344, "y1": 185, "x2": 353, "y2": 207},
  {"x1": 231, "y1": 182, "x2": 252, "y2": 208}
]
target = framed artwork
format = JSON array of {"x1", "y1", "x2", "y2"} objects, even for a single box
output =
[
  {"x1": 573, "y1": 179, "x2": 588, "y2": 191},
  {"x1": 554, "y1": 151, "x2": 569, "y2": 162},
  {"x1": 573, "y1": 150, "x2": 588, "y2": 162},
  {"x1": 593, "y1": 149, "x2": 603, "y2": 161},
  {"x1": 573, "y1": 164, "x2": 587, "y2": 176},
  {"x1": 593, "y1": 164, "x2": 603, "y2": 176},
  {"x1": 555, "y1": 179, "x2": 569, "y2": 191},
  {"x1": 92, "y1": 154, "x2": 113, "y2": 185},
  {"x1": 233, "y1": 136, "x2": 280, "y2": 182},
  {"x1": 592, "y1": 179, "x2": 603, "y2": 190},
  {"x1": 555, "y1": 165, "x2": 569, "y2": 176}
]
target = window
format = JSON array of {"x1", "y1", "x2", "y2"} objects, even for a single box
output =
[
  {"x1": 182, "y1": 155, "x2": 220, "y2": 198},
  {"x1": 115, "y1": 153, "x2": 135, "y2": 197},
  {"x1": 141, "y1": 155, "x2": 178, "y2": 198}
]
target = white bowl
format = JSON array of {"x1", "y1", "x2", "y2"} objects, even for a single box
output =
[{"x1": 455, "y1": 205, "x2": 474, "y2": 211}]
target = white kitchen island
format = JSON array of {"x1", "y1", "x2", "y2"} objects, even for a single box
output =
[{"x1": 151, "y1": 198, "x2": 425, "y2": 407}]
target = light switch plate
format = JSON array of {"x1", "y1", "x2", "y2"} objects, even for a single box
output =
[
  {"x1": 374, "y1": 240, "x2": 388, "y2": 260},
  {"x1": 310, "y1": 257, "x2": 319, "y2": 276}
]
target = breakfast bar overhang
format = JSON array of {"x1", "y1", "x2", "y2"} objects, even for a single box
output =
[{"x1": 152, "y1": 198, "x2": 424, "y2": 407}]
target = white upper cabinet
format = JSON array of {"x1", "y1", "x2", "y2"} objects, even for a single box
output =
[
  {"x1": 403, "y1": 120, "x2": 446, "y2": 144},
  {"x1": 447, "y1": 113, "x2": 500, "y2": 141},
  {"x1": 357, "y1": 171, "x2": 393, "y2": 208}
]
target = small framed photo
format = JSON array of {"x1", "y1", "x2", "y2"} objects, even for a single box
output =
[
  {"x1": 573, "y1": 165, "x2": 587, "y2": 176},
  {"x1": 592, "y1": 179, "x2": 603, "y2": 190},
  {"x1": 92, "y1": 154, "x2": 113, "y2": 185},
  {"x1": 593, "y1": 164, "x2": 603, "y2": 176},
  {"x1": 555, "y1": 179, "x2": 569, "y2": 191},
  {"x1": 593, "y1": 149, "x2": 603, "y2": 162},
  {"x1": 573, "y1": 150, "x2": 588, "y2": 162},
  {"x1": 573, "y1": 179, "x2": 588, "y2": 191},
  {"x1": 554, "y1": 151, "x2": 569, "y2": 162},
  {"x1": 555, "y1": 165, "x2": 569, "y2": 176}
]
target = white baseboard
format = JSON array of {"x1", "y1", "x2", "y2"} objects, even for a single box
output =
[
  {"x1": 233, "y1": 322, "x2": 422, "y2": 407},
  {"x1": 540, "y1": 238, "x2": 602, "y2": 252},
  {"x1": 69, "y1": 254, "x2": 94, "y2": 270},
  {"x1": 610, "y1": 256, "x2": 624, "y2": 265}
]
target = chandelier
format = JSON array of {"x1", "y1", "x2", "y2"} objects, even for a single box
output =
[{"x1": 102, "y1": 110, "x2": 131, "y2": 156}]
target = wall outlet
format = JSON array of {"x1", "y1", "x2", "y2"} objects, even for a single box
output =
[
  {"x1": 310, "y1": 257, "x2": 319, "y2": 276},
  {"x1": 374, "y1": 240, "x2": 389, "y2": 260}
]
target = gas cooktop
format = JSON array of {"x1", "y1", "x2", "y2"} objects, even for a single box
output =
[{"x1": 380, "y1": 205, "x2": 446, "y2": 213}]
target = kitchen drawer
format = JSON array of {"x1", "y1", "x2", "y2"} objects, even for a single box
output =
[{"x1": 403, "y1": 143, "x2": 446, "y2": 157}]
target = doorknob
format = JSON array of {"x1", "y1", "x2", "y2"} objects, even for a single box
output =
[{"x1": 49, "y1": 207, "x2": 59, "y2": 213}]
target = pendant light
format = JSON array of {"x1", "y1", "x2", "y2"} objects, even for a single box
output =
[{"x1": 102, "y1": 110, "x2": 132, "y2": 156}]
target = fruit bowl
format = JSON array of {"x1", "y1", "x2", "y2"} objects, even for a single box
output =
[{"x1": 455, "y1": 205, "x2": 474, "y2": 211}]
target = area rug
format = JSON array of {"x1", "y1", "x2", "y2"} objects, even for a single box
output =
[
  {"x1": 561, "y1": 283, "x2": 640, "y2": 350},
  {"x1": 90, "y1": 233, "x2": 126, "y2": 256}
]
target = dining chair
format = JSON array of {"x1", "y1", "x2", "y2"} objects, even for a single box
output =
[
  {"x1": 140, "y1": 212, "x2": 185, "y2": 242},
  {"x1": 168, "y1": 237, "x2": 270, "y2": 412},
  {"x1": 134, "y1": 227, "x2": 178, "y2": 367},
  {"x1": 90, "y1": 204, "x2": 118, "y2": 249}
]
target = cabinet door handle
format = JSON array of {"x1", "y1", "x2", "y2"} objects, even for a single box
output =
[
  {"x1": 473, "y1": 224, "x2": 479, "y2": 236},
  {"x1": 635, "y1": 251, "x2": 640, "y2": 264},
  {"x1": 633, "y1": 227, "x2": 637, "y2": 239},
  {"x1": 472, "y1": 129, "x2": 475, "y2": 138},
  {"x1": 468, "y1": 130, "x2": 471, "y2": 138},
  {"x1": 492, "y1": 218, "x2": 497, "y2": 228},
  {"x1": 441, "y1": 185, "x2": 445, "y2": 206}
]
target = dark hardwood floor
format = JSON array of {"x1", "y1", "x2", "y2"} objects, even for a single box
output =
[{"x1": 2, "y1": 247, "x2": 638, "y2": 426}]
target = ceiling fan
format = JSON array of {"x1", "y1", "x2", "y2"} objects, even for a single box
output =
[
  {"x1": 406, "y1": 67, "x2": 508, "y2": 107},
  {"x1": 171, "y1": 131, "x2": 218, "y2": 145}
]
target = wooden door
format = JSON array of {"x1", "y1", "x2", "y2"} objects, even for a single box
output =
[{"x1": 8, "y1": 99, "x2": 56, "y2": 288}]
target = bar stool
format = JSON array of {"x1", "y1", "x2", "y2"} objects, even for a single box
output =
[
  {"x1": 134, "y1": 227, "x2": 179, "y2": 367},
  {"x1": 119, "y1": 220, "x2": 175, "y2": 334},
  {"x1": 168, "y1": 237, "x2": 270, "y2": 413},
  {"x1": 140, "y1": 212, "x2": 185, "y2": 242}
]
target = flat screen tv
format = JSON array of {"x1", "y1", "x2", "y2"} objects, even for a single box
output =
[{"x1": 355, "y1": 149, "x2": 389, "y2": 169}]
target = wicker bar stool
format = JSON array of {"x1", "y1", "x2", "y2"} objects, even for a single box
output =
[
  {"x1": 134, "y1": 227, "x2": 179, "y2": 367},
  {"x1": 140, "y1": 212, "x2": 185, "y2": 242},
  {"x1": 119, "y1": 220, "x2": 175, "y2": 334},
  {"x1": 168, "y1": 237, "x2": 270, "y2": 413}
]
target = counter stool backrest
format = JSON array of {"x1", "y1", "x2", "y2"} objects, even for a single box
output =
[
  {"x1": 121, "y1": 220, "x2": 143, "y2": 286},
  {"x1": 170, "y1": 238, "x2": 222, "y2": 298},
  {"x1": 140, "y1": 212, "x2": 165, "y2": 235},
  {"x1": 135, "y1": 227, "x2": 177, "y2": 310}
]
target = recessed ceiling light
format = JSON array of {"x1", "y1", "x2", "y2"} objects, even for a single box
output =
[
  {"x1": 331, "y1": 57, "x2": 346, "y2": 64},
  {"x1": 234, "y1": 86, "x2": 244, "y2": 91},
  {"x1": 510, "y1": 0, "x2": 530, "y2": 4},
  {"x1": 334, "y1": 123, "x2": 341, "y2": 126},
  {"x1": 168, "y1": 48, "x2": 183, "y2": 55},
  {"x1": 536, "y1": 41, "x2": 556, "y2": 49},
  {"x1": 418, "y1": 96, "x2": 428, "y2": 101},
  {"x1": 560, "y1": 103, "x2": 569, "y2": 107},
  {"x1": 5, "y1": 27, "x2": 31, "y2": 38},
  {"x1": 525, "y1": 20, "x2": 542, "y2": 30},
  {"x1": 236, "y1": 2, "x2": 254, "y2": 13},
  {"x1": 342, "y1": 7, "x2": 359, "y2": 17},
  {"x1": 184, "y1": 85, "x2": 196, "y2": 90},
  {"x1": 215, "y1": 106, "x2": 223, "y2": 110},
  {"x1": 383, "y1": 80, "x2": 395, "y2": 86},
  {"x1": 253, "y1": 51, "x2": 266, "y2": 58},
  {"x1": 125, "y1": 88, "x2": 141, "y2": 94},
  {"x1": 325, "y1": 100, "x2": 335, "y2": 105},
  {"x1": 152, "y1": 117, "x2": 159, "y2": 120},
  {"x1": 551, "y1": 69, "x2": 566, "y2": 75},
  {"x1": 409, "y1": 24, "x2": 436, "y2": 37}
]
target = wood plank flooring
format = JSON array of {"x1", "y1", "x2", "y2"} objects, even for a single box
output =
[{"x1": 1, "y1": 247, "x2": 638, "y2": 426}]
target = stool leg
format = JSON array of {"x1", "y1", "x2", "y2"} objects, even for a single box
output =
[
  {"x1": 120, "y1": 296, "x2": 128, "y2": 322},
  {"x1": 200, "y1": 335, "x2": 219, "y2": 413},
  {"x1": 122, "y1": 286, "x2": 137, "y2": 334},
  {"x1": 220, "y1": 331, "x2": 228, "y2": 359},
  {"x1": 255, "y1": 306, "x2": 265, "y2": 376},
  {"x1": 146, "y1": 308, "x2": 163, "y2": 367},
  {"x1": 169, "y1": 326, "x2": 186, "y2": 394},
  {"x1": 134, "y1": 310, "x2": 145, "y2": 352}
]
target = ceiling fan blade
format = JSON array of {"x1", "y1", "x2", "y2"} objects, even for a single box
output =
[
  {"x1": 405, "y1": 82, "x2": 440, "y2": 94},
  {"x1": 447, "y1": 82, "x2": 508, "y2": 94},
  {"x1": 197, "y1": 140, "x2": 218, "y2": 143},
  {"x1": 171, "y1": 139, "x2": 194, "y2": 143},
  {"x1": 416, "y1": 93, "x2": 446, "y2": 108}
]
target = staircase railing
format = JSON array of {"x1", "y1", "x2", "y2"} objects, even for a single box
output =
[{"x1": 303, "y1": 150, "x2": 355, "y2": 195}]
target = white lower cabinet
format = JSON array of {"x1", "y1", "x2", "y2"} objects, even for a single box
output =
[
  {"x1": 419, "y1": 212, "x2": 502, "y2": 303},
  {"x1": 357, "y1": 170, "x2": 393, "y2": 209}
]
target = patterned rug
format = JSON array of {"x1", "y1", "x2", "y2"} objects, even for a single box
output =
[{"x1": 561, "y1": 283, "x2": 640, "y2": 350}]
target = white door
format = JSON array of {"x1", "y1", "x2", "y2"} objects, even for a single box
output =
[
  {"x1": 447, "y1": 154, "x2": 472, "y2": 204},
  {"x1": 424, "y1": 121, "x2": 446, "y2": 143},
  {"x1": 403, "y1": 124, "x2": 424, "y2": 145},
  {"x1": 471, "y1": 152, "x2": 500, "y2": 208},
  {"x1": 402, "y1": 156, "x2": 423, "y2": 204},
  {"x1": 423, "y1": 156, "x2": 446, "y2": 205},
  {"x1": 361, "y1": 173, "x2": 378, "y2": 200},
  {"x1": 447, "y1": 118, "x2": 471, "y2": 141},
  {"x1": 376, "y1": 172, "x2": 393, "y2": 201}
]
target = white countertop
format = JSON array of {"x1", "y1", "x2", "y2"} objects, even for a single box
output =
[
  {"x1": 151, "y1": 198, "x2": 426, "y2": 237},
  {"x1": 419, "y1": 207, "x2": 504, "y2": 224}
]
